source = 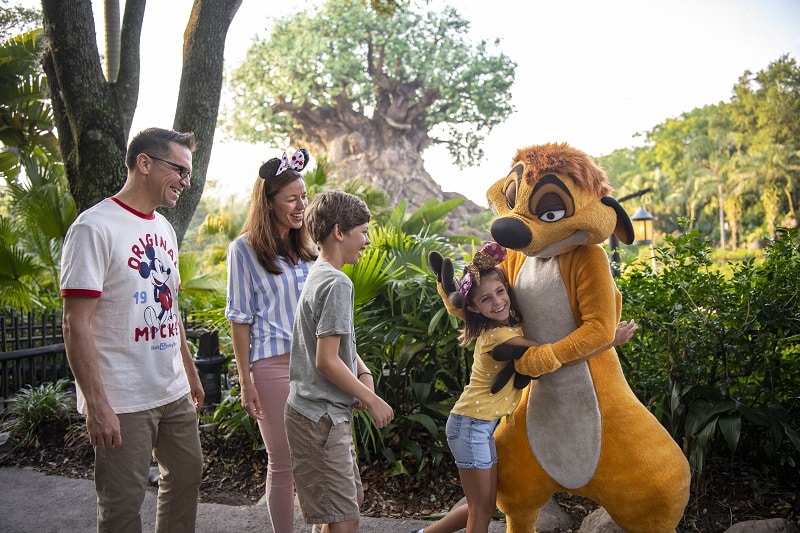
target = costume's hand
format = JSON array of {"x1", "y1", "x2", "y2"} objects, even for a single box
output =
[
  {"x1": 513, "y1": 372, "x2": 532, "y2": 389},
  {"x1": 514, "y1": 344, "x2": 563, "y2": 378},
  {"x1": 428, "y1": 251, "x2": 466, "y2": 316},
  {"x1": 491, "y1": 343, "x2": 527, "y2": 362},
  {"x1": 490, "y1": 361, "x2": 517, "y2": 394}
]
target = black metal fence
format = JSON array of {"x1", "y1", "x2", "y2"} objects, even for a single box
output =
[
  {"x1": 1, "y1": 309, "x2": 226, "y2": 410},
  {"x1": 1, "y1": 309, "x2": 69, "y2": 409}
]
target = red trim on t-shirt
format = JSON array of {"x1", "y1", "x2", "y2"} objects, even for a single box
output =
[
  {"x1": 110, "y1": 196, "x2": 156, "y2": 219},
  {"x1": 61, "y1": 289, "x2": 102, "y2": 298}
]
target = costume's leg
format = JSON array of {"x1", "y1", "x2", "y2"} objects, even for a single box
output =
[
  {"x1": 581, "y1": 403, "x2": 690, "y2": 532},
  {"x1": 152, "y1": 394, "x2": 203, "y2": 533}
]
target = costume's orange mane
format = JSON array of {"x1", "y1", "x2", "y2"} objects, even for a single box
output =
[{"x1": 512, "y1": 142, "x2": 613, "y2": 197}]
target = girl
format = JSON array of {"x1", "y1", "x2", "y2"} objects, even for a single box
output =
[{"x1": 415, "y1": 242, "x2": 635, "y2": 533}]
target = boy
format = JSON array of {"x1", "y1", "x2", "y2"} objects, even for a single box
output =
[{"x1": 285, "y1": 190, "x2": 394, "y2": 533}]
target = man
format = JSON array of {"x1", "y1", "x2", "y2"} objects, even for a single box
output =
[{"x1": 60, "y1": 127, "x2": 205, "y2": 532}]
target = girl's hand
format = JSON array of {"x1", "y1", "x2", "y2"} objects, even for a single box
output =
[{"x1": 613, "y1": 319, "x2": 637, "y2": 346}]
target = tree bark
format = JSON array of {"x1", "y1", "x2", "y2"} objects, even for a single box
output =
[
  {"x1": 167, "y1": 0, "x2": 241, "y2": 242},
  {"x1": 103, "y1": 0, "x2": 120, "y2": 82},
  {"x1": 40, "y1": 0, "x2": 241, "y2": 245},
  {"x1": 40, "y1": 0, "x2": 139, "y2": 214}
]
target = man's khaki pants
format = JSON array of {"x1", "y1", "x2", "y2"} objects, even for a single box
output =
[{"x1": 94, "y1": 394, "x2": 203, "y2": 533}]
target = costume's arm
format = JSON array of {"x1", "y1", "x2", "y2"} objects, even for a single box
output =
[
  {"x1": 489, "y1": 332, "x2": 539, "y2": 393},
  {"x1": 514, "y1": 246, "x2": 619, "y2": 377},
  {"x1": 428, "y1": 251, "x2": 466, "y2": 320}
]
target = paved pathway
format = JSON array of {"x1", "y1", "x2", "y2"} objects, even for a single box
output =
[{"x1": 0, "y1": 466, "x2": 508, "y2": 532}]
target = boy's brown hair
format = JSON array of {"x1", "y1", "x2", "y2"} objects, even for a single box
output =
[{"x1": 305, "y1": 190, "x2": 370, "y2": 243}]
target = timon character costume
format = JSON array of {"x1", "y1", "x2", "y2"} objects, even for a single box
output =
[{"x1": 430, "y1": 142, "x2": 690, "y2": 532}]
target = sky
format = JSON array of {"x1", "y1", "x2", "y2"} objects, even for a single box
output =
[{"x1": 22, "y1": 0, "x2": 800, "y2": 207}]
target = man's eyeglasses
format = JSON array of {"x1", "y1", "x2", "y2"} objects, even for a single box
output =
[{"x1": 144, "y1": 154, "x2": 191, "y2": 181}]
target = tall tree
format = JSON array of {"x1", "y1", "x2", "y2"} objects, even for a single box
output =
[
  {"x1": 730, "y1": 55, "x2": 800, "y2": 233},
  {"x1": 38, "y1": 0, "x2": 241, "y2": 244},
  {"x1": 223, "y1": 0, "x2": 515, "y2": 212}
]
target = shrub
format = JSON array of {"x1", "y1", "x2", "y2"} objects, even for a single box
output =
[
  {"x1": 617, "y1": 226, "x2": 800, "y2": 485},
  {"x1": 0, "y1": 378, "x2": 76, "y2": 448}
]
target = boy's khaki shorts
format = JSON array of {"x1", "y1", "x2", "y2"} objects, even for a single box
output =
[{"x1": 284, "y1": 404, "x2": 363, "y2": 524}]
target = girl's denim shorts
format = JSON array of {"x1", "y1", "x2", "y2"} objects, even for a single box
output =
[{"x1": 445, "y1": 413, "x2": 500, "y2": 470}]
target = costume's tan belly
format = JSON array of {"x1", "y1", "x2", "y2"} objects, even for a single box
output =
[
  {"x1": 496, "y1": 256, "x2": 691, "y2": 533},
  {"x1": 516, "y1": 257, "x2": 601, "y2": 489}
]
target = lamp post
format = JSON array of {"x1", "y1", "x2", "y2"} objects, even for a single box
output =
[
  {"x1": 609, "y1": 188, "x2": 651, "y2": 277},
  {"x1": 631, "y1": 207, "x2": 656, "y2": 271},
  {"x1": 631, "y1": 207, "x2": 654, "y2": 245}
]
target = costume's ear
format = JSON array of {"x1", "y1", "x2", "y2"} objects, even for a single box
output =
[
  {"x1": 602, "y1": 197, "x2": 635, "y2": 245},
  {"x1": 486, "y1": 176, "x2": 508, "y2": 216},
  {"x1": 259, "y1": 158, "x2": 282, "y2": 180}
]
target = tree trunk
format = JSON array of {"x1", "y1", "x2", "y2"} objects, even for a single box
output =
[
  {"x1": 41, "y1": 0, "x2": 241, "y2": 245},
  {"x1": 280, "y1": 77, "x2": 486, "y2": 231},
  {"x1": 167, "y1": 0, "x2": 241, "y2": 243},
  {"x1": 40, "y1": 0, "x2": 139, "y2": 213}
]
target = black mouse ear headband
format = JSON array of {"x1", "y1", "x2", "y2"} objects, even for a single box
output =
[{"x1": 258, "y1": 148, "x2": 310, "y2": 180}]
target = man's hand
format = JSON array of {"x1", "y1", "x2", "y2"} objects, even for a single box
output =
[{"x1": 86, "y1": 402, "x2": 122, "y2": 448}]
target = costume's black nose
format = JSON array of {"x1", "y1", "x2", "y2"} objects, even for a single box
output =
[{"x1": 491, "y1": 217, "x2": 532, "y2": 249}]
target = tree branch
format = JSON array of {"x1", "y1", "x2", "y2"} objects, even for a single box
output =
[{"x1": 115, "y1": 0, "x2": 146, "y2": 136}]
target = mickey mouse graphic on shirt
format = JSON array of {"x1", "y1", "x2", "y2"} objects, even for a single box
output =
[{"x1": 138, "y1": 245, "x2": 174, "y2": 327}]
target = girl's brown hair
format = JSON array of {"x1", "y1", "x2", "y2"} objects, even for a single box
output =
[{"x1": 457, "y1": 268, "x2": 522, "y2": 347}]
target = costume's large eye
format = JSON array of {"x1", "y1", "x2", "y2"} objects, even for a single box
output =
[
  {"x1": 504, "y1": 180, "x2": 517, "y2": 209},
  {"x1": 503, "y1": 164, "x2": 524, "y2": 209},
  {"x1": 535, "y1": 194, "x2": 567, "y2": 222},
  {"x1": 530, "y1": 174, "x2": 574, "y2": 223}
]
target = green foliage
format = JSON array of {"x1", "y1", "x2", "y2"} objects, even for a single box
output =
[
  {"x1": 0, "y1": 28, "x2": 74, "y2": 310},
  {"x1": 596, "y1": 54, "x2": 800, "y2": 249},
  {"x1": 350, "y1": 225, "x2": 470, "y2": 479},
  {"x1": 617, "y1": 226, "x2": 800, "y2": 483},
  {"x1": 199, "y1": 387, "x2": 264, "y2": 452},
  {"x1": 0, "y1": 378, "x2": 76, "y2": 448},
  {"x1": 0, "y1": 1, "x2": 40, "y2": 40}
]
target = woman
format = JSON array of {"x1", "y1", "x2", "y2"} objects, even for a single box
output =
[{"x1": 225, "y1": 149, "x2": 317, "y2": 533}]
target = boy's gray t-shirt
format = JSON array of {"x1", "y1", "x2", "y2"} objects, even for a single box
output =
[{"x1": 287, "y1": 260, "x2": 358, "y2": 424}]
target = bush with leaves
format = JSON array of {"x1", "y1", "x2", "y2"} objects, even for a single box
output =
[
  {"x1": 347, "y1": 221, "x2": 477, "y2": 481},
  {"x1": 0, "y1": 378, "x2": 76, "y2": 448},
  {"x1": 616, "y1": 226, "x2": 800, "y2": 486}
]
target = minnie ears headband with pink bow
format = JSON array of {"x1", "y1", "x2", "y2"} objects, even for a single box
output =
[
  {"x1": 258, "y1": 148, "x2": 310, "y2": 180},
  {"x1": 460, "y1": 242, "x2": 507, "y2": 304}
]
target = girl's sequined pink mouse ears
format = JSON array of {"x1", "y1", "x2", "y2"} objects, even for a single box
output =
[{"x1": 460, "y1": 242, "x2": 507, "y2": 303}]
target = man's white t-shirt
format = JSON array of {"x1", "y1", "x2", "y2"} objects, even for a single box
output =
[{"x1": 60, "y1": 197, "x2": 190, "y2": 414}]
